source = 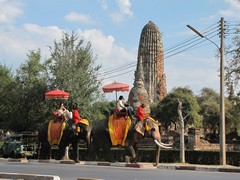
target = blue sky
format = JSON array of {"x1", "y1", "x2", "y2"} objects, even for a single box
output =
[{"x1": 1, "y1": 0, "x2": 240, "y2": 100}]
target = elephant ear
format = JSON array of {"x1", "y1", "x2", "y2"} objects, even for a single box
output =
[{"x1": 134, "y1": 121, "x2": 145, "y2": 136}]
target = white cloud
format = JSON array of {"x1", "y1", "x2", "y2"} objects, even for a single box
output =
[
  {"x1": 76, "y1": 28, "x2": 136, "y2": 74},
  {"x1": 64, "y1": 12, "x2": 93, "y2": 24},
  {"x1": 0, "y1": 23, "x2": 63, "y2": 69},
  {"x1": 109, "y1": 0, "x2": 133, "y2": 22},
  {"x1": 110, "y1": 12, "x2": 124, "y2": 23},
  {"x1": 0, "y1": 0, "x2": 23, "y2": 24},
  {"x1": 98, "y1": 0, "x2": 108, "y2": 10},
  {"x1": 220, "y1": 0, "x2": 240, "y2": 19},
  {"x1": 117, "y1": 0, "x2": 133, "y2": 17}
]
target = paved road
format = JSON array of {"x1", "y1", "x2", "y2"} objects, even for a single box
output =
[{"x1": 0, "y1": 159, "x2": 240, "y2": 180}]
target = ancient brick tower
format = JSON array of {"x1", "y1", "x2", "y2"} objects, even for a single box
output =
[{"x1": 138, "y1": 21, "x2": 167, "y2": 102}]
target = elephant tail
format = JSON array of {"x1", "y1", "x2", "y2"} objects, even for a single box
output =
[{"x1": 37, "y1": 136, "x2": 41, "y2": 159}]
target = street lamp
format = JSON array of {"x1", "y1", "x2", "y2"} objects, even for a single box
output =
[{"x1": 187, "y1": 17, "x2": 226, "y2": 165}]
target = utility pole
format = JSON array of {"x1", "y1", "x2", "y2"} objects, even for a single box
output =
[
  {"x1": 187, "y1": 17, "x2": 226, "y2": 165},
  {"x1": 219, "y1": 17, "x2": 226, "y2": 165}
]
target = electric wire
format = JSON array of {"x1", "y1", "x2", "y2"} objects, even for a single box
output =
[{"x1": 100, "y1": 21, "x2": 239, "y2": 81}]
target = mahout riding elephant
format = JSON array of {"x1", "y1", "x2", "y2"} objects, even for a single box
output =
[
  {"x1": 86, "y1": 114, "x2": 172, "y2": 166},
  {"x1": 38, "y1": 117, "x2": 90, "y2": 163}
]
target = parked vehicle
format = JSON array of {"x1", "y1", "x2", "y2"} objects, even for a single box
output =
[{"x1": 1, "y1": 133, "x2": 38, "y2": 158}]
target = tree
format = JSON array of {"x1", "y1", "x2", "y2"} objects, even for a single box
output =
[
  {"x1": 157, "y1": 87, "x2": 201, "y2": 130},
  {"x1": 197, "y1": 88, "x2": 220, "y2": 134},
  {"x1": 90, "y1": 101, "x2": 116, "y2": 125},
  {"x1": 225, "y1": 27, "x2": 240, "y2": 95},
  {"x1": 12, "y1": 50, "x2": 50, "y2": 132},
  {"x1": 48, "y1": 32, "x2": 102, "y2": 121},
  {"x1": 226, "y1": 95, "x2": 240, "y2": 136},
  {"x1": 0, "y1": 64, "x2": 16, "y2": 130}
]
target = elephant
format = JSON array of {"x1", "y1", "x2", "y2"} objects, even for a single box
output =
[
  {"x1": 38, "y1": 117, "x2": 91, "y2": 163},
  {"x1": 86, "y1": 114, "x2": 172, "y2": 166}
]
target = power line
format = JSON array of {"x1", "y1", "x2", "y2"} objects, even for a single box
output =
[{"x1": 100, "y1": 20, "x2": 239, "y2": 80}]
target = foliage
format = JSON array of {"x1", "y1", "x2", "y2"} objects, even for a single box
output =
[
  {"x1": 197, "y1": 88, "x2": 220, "y2": 133},
  {"x1": 197, "y1": 87, "x2": 240, "y2": 135},
  {"x1": 149, "y1": 101, "x2": 159, "y2": 120},
  {"x1": 0, "y1": 64, "x2": 16, "y2": 130},
  {"x1": 157, "y1": 87, "x2": 201, "y2": 129},
  {"x1": 48, "y1": 32, "x2": 103, "y2": 121},
  {"x1": 90, "y1": 101, "x2": 116, "y2": 125},
  {"x1": 12, "y1": 50, "x2": 50, "y2": 132},
  {"x1": 225, "y1": 27, "x2": 240, "y2": 95},
  {"x1": 226, "y1": 95, "x2": 240, "y2": 135}
]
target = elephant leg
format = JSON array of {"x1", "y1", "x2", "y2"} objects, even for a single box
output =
[
  {"x1": 57, "y1": 143, "x2": 66, "y2": 160},
  {"x1": 39, "y1": 142, "x2": 51, "y2": 160},
  {"x1": 85, "y1": 142, "x2": 100, "y2": 161},
  {"x1": 71, "y1": 136, "x2": 80, "y2": 163},
  {"x1": 125, "y1": 145, "x2": 136, "y2": 163},
  {"x1": 129, "y1": 145, "x2": 137, "y2": 163},
  {"x1": 102, "y1": 146, "x2": 114, "y2": 162}
]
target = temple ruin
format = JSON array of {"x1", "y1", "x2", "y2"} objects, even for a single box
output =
[{"x1": 137, "y1": 21, "x2": 167, "y2": 102}]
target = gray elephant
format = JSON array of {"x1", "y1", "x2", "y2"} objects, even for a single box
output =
[
  {"x1": 38, "y1": 117, "x2": 90, "y2": 163},
  {"x1": 86, "y1": 114, "x2": 171, "y2": 166}
]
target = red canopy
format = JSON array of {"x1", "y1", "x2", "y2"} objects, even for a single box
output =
[
  {"x1": 102, "y1": 81, "x2": 129, "y2": 100},
  {"x1": 45, "y1": 89, "x2": 70, "y2": 100},
  {"x1": 102, "y1": 82, "x2": 129, "y2": 93}
]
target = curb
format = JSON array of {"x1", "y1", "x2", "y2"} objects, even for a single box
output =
[
  {"x1": 83, "y1": 161, "x2": 155, "y2": 168},
  {"x1": 157, "y1": 164, "x2": 240, "y2": 173},
  {"x1": 1, "y1": 158, "x2": 240, "y2": 172},
  {"x1": 0, "y1": 172, "x2": 60, "y2": 180}
]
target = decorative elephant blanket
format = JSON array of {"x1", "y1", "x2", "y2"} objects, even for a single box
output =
[
  {"x1": 47, "y1": 120, "x2": 66, "y2": 145},
  {"x1": 108, "y1": 113, "x2": 131, "y2": 146}
]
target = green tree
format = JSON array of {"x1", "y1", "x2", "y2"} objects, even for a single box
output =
[
  {"x1": 48, "y1": 32, "x2": 102, "y2": 122},
  {"x1": 12, "y1": 50, "x2": 50, "y2": 132},
  {"x1": 197, "y1": 88, "x2": 220, "y2": 133},
  {"x1": 0, "y1": 64, "x2": 16, "y2": 130},
  {"x1": 197, "y1": 87, "x2": 239, "y2": 136},
  {"x1": 226, "y1": 95, "x2": 240, "y2": 135},
  {"x1": 158, "y1": 87, "x2": 201, "y2": 130},
  {"x1": 90, "y1": 101, "x2": 116, "y2": 125}
]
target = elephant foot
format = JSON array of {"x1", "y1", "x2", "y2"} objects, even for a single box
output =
[
  {"x1": 153, "y1": 163, "x2": 158, "y2": 167},
  {"x1": 125, "y1": 156, "x2": 130, "y2": 163},
  {"x1": 130, "y1": 157, "x2": 137, "y2": 164},
  {"x1": 74, "y1": 159, "x2": 80, "y2": 163}
]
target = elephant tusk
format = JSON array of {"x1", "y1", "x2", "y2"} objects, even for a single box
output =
[
  {"x1": 154, "y1": 140, "x2": 172, "y2": 149},
  {"x1": 159, "y1": 142, "x2": 173, "y2": 147}
]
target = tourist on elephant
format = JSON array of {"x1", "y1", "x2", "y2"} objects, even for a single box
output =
[
  {"x1": 136, "y1": 103, "x2": 145, "y2": 121},
  {"x1": 72, "y1": 104, "x2": 82, "y2": 134},
  {"x1": 116, "y1": 95, "x2": 128, "y2": 113},
  {"x1": 73, "y1": 104, "x2": 82, "y2": 124},
  {"x1": 53, "y1": 103, "x2": 67, "y2": 117},
  {"x1": 116, "y1": 95, "x2": 135, "y2": 122}
]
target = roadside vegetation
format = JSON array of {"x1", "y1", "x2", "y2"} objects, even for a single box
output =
[{"x1": 0, "y1": 28, "x2": 240, "y2": 139}]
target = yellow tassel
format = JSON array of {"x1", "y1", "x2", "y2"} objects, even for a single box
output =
[
  {"x1": 145, "y1": 123, "x2": 150, "y2": 131},
  {"x1": 77, "y1": 126, "x2": 80, "y2": 132}
]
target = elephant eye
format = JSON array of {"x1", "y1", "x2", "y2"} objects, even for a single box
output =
[{"x1": 151, "y1": 128, "x2": 155, "y2": 132}]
